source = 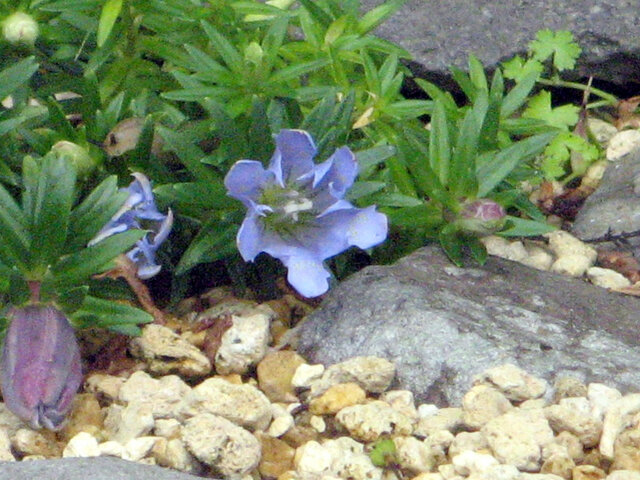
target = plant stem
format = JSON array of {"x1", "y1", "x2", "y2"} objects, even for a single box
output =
[{"x1": 537, "y1": 78, "x2": 618, "y2": 105}]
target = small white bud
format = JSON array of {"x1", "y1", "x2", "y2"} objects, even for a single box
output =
[{"x1": 3, "y1": 12, "x2": 39, "y2": 45}]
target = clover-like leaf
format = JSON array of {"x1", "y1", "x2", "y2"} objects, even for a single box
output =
[{"x1": 529, "y1": 29, "x2": 581, "y2": 71}]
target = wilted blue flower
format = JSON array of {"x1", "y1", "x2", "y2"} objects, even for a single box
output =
[
  {"x1": 1, "y1": 305, "x2": 82, "y2": 430},
  {"x1": 225, "y1": 129, "x2": 388, "y2": 297},
  {"x1": 90, "y1": 172, "x2": 173, "y2": 279}
]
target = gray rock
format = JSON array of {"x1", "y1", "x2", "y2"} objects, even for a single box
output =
[
  {"x1": 361, "y1": 0, "x2": 640, "y2": 86},
  {"x1": 297, "y1": 245, "x2": 640, "y2": 406},
  {"x1": 0, "y1": 457, "x2": 206, "y2": 480},
  {"x1": 572, "y1": 149, "x2": 640, "y2": 249}
]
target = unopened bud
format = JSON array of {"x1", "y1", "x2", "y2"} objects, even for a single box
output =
[
  {"x1": 3, "y1": 12, "x2": 38, "y2": 45},
  {"x1": 456, "y1": 198, "x2": 507, "y2": 235},
  {"x1": 51, "y1": 141, "x2": 98, "y2": 179},
  {"x1": 1, "y1": 305, "x2": 82, "y2": 430}
]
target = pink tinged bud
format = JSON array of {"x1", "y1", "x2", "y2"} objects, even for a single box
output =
[
  {"x1": 457, "y1": 199, "x2": 507, "y2": 235},
  {"x1": 1, "y1": 305, "x2": 82, "y2": 430}
]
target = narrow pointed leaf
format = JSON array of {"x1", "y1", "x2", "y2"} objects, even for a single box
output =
[
  {"x1": 0, "y1": 56, "x2": 39, "y2": 101},
  {"x1": 200, "y1": 20, "x2": 244, "y2": 74},
  {"x1": 429, "y1": 99, "x2": 451, "y2": 185},
  {"x1": 97, "y1": 0, "x2": 123, "y2": 47}
]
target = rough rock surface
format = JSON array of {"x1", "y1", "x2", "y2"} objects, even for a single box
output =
[
  {"x1": 0, "y1": 457, "x2": 203, "y2": 479},
  {"x1": 572, "y1": 148, "x2": 640, "y2": 252},
  {"x1": 361, "y1": 0, "x2": 640, "y2": 87},
  {"x1": 298, "y1": 244, "x2": 640, "y2": 405}
]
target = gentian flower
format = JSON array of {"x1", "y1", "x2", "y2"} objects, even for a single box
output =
[
  {"x1": 89, "y1": 172, "x2": 173, "y2": 279},
  {"x1": 225, "y1": 129, "x2": 388, "y2": 297},
  {"x1": 1, "y1": 305, "x2": 82, "y2": 430}
]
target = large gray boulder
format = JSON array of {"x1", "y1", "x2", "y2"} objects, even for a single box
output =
[
  {"x1": 297, "y1": 244, "x2": 640, "y2": 406},
  {"x1": 0, "y1": 457, "x2": 206, "y2": 480},
  {"x1": 362, "y1": 0, "x2": 640, "y2": 86}
]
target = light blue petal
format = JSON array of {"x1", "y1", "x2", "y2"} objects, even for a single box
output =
[
  {"x1": 225, "y1": 160, "x2": 273, "y2": 206},
  {"x1": 309, "y1": 147, "x2": 358, "y2": 212},
  {"x1": 236, "y1": 214, "x2": 267, "y2": 261},
  {"x1": 344, "y1": 206, "x2": 388, "y2": 249},
  {"x1": 281, "y1": 254, "x2": 331, "y2": 297},
  {"x1": 150, "y1": 209, "x2": 173, "y2": 247},
  {"x1": 269, "y1": 130, "x2": 316, "y2": 186}
]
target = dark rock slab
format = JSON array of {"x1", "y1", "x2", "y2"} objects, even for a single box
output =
[
  {"x1": 298, "y1": 244, "x2": 640, "y2": 406},
  {"x1": 0, "y1": 457, "x2": 207, "y2": 480},
  {"x1": 572, "y1": 149, "x2": 640, "y2": 252},
  {"x1": 361, "y1": 0, "x2": 640, "y2": 86}
]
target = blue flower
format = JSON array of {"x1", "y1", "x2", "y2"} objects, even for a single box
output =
[
  {"x1": 225, "y1": 129, "x2": 388, "y2": 297},
  {"x1": 90, "y1": 172, "x2": 173, "y2": 279}
]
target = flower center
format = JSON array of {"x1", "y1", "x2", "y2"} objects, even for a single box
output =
[{"x1": 260, "y1": 186, "x2": 315, "y2": 226}]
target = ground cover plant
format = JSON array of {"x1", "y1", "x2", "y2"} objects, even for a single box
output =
[{"x1": 0, "y1": 0, "x2": 616, "y2": 428}]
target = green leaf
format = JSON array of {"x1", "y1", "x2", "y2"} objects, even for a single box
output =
[
  {"x1": 369, "y1": 437, "x2": 397, "y2": 467},
  {"x1": 500, "y1": 70, "x2": 540, "y2": 118},
  {"x1": 156, "y1": 125, "x2": 217, "y2": 181},
  {"x1": 71, "y1": 296, "x2": 152, "y2": 335},
  {"x1": 529, "y1": 29, "x2": 581, "y2": 71},
  {"x1": 67, "y1": 176, "x2": 128, "y2": 252},
  {"x1": 450, "y1": 106, "x2": 481, "y2": 197},
  {"x1": 355, "y1": 145, "x2": 396, "y2": 177},
  {"x1": 499, "y1": 216, "x2": 556, "y2": 236},
  {"x1": 541, "y1": 131, "x2": 600, "y2": 180},
  {"x1": 439, "y1": 224, "x2": 465, "y2": 267},
  {"x1": 346, "y1": 181, "x2": 386, "y2": 200},
  {"x1": 467, "y1": 236, "x2": 488, "y2": 265},
  {"x1": 177, "y1": 219, "x2": 238, "y2": 275},
  {"x1": 8, "y1": 269, "x2": 30, "y2": 306},
  {"x1": 51, "y1": 230, "x2": 145, "y2": 288},
  {"x1": 154, "y1": 182, "x2": 231, "y2": 217},
  {"x1": 200, "y1": 20, "x2": 245, "y2": 74},
  {"x1": 468, "y1": 54, "x2": 488, "y2": 92},
  {"x1": 476, "y1": 131, "x2": 558, "y2": 197},
  {"x1": 97, "y1": 0, "x2": 123, "y2": 47},
  {"x1": 57, "y1": 285, "x2": 90, "y2": 314},
  {"x1": 386, "y1": 203, "x2": 444, "y2": 229},
  {"x1": 357, "y1": 0, "x2": 405, "y2": 34},
  {"x1": 502, "y1": 56, "x2": 543, "y2": 82},
  {"x1": 522, "y1": 90, "x2": 580, "y2": 130},
  {"x1": 0, "y1": 56, "x2": 39, "y2": 102},
  {"x1": 0, "y1": 182, "x2": 30, "y2": 269},
  {"x1": 429, "y1": 99, "x2": 451, "y2": 185},
  {"x1": 25, "y1": 154, "x2": 77, "y2": 276}
]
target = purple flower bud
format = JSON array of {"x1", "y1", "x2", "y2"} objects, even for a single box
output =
[
  {"x1": 1, "y1": 305, "x2": 82, "y2": 430},
  {"x1": 456, "y1": 199, "x2": 507, "y2": 235}
]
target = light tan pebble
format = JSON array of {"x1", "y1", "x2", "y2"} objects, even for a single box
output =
[
  {"x1": 152, "y1": 437, "x2": 201, "y2": 474},
  {"x1": 21, "y1": 455, "x2": 47, "y2": 461},
  {"x1": 553, "y1": 431, "x2": 585, "y2": 462},
  {"x1": 154, "y1": 418, "x2": 181, "y2": 439},
  {"x1": 588, "y1": 383, "x2": 622, "y2": 421},
  {"x1": 467, "y1": 464, "x2": 520, "y2": 480},
  {"x1": 215, "y1": 309, "x2": 273, "y2": 375},
  {"x1": 545, "y1": 397, "x2": 602, "y2": 447},
  {"x1": 411, "y1": 474, "x2": 445, "y2": 480},
  {"x1": 551, "y1": 255, "x2": 594, "y2": 277},
  {"x1": 606, "y1": 129, "x2": 640, "y2": 161},
  {"x1": 521, "y1": 245, "x2": 554, "y2": 271},
  {"x1": 184, "y1": 377, "x2": 272, "y2": 431},
  {"x1": 119, "y1": 371, "x2": 190, "y2": 419},
  {"x1": 11, "y1": 429, "x2": 61, "y2": 458},
  {"x1": 572, "y1": 464, "x2": 606, "y2": 479},
  {"x1": 380, "y1": 390, "x2": 419, "y2": 422},
  {"x1": 310, "y1": 356, "x2": 396, "y2": 397},
  {"x1": 600, "y1": 393, "x2": 640, "y2": 458},
  {"x1": 257, "y1": 432, "x2": 295, "y2": 478},
  {"x1": 310, "y1": 415, "x2": 326, "y2": 433},
  {"x1": 84, "y1": 374, "x2": 125, "y2": 402},
  {"x1": 449, "y1": 431, "x2": 490, "y2": 457},
  {"x1": 123, "y1": 436, "x2": 160, "y2": 462},
  {"x1": 98, "y1": 440, "x2": 124, "y2": 457},
  {"x1": 586, "y1": 267, "x2": 631, "y2": 289},
  {"x1": 60, "y1": 393, "x2": 105, "y2": 442},
  {"x1": 424, "y1": 430, "x2": 455, "y2": 463},
  {"x1": 474, "y1": 364, "x2": 547, "y2": 402},
  {"x1": 540, "y1": 452, "x2": 575, "y2": 480},
  {"x1": 257, "y1": 351, "x2": 306, "y2": 403},
  {"x1": 110, "y1": 402, "x2": 155, "y2": 444},
  {"x1": 521, "y1": 398, "x2": 548, "y2": 409},
  {"x1": 62, "y1": 432, "x2": 100, "y2": 458},
  {"x1": 605, "y1": 471, "x2": 640, "y2": 480},
  {"x1": 452, "y1": 450, "x2": 498, "y2": 476},
  {"x1": 394, "y1": 436, "x2": 438, "y2": 473},
  {"x1": 324, "y1": 437, "x2": 383, "y2": 480},
  {"x1": 545, "y1": 231, "x2": 597, "y2": 263},
  {"x1": 462, "y1": 385, "x2": 513, "y2": 429},
  {"x1": 588, "y1": 118, "x2": 618, "y2": 146},
  {"x1": 481, "y1": 408, "x2": 554, "y2": 471},
  {"x1": 129, "y1": 324, "x2": 212, "y2": 377},
  {"x1": 267, "y1": 404, "x2": 295, "y2": 437},
  {"x1": 415, "y1": 408, "x2": 463, "y2": 437},
  {"x1": 336, "y1": 400, "x2": 413, "y2": 442},
  {"x1": 437, "y1": 463, "x2": 457, "y2": 478},
  {"x1": 294, "y1": 441, "x2": 333, "y2": 475},
  {"x1": 0, "y1": 403, "x2": 28, "y2": 437},
  {"x1": 0, "y1": 428, "x2": 14, "y2": 461},
  {"x1": 292, "y1": 364, "x2": 325, "y2": 389},
  {"x1": 612, "y1": 428, "x2": 640, "y2": 471},
  {"x1": 417, "y1": 404, "x2": 439, "y2": 418},
  {"x1": 553, "y1": 376, "x2": 588, "y2": 402},
  {"x1": 182, "y1": 413, "x2": 261, "y2": 476},
  {"x1": 518, "y1": 474, "x2": 564, "y2": 480},
  {"x1": 309, "y1": 383, "x2": 367, "y2": 415},
  {"x1": 481, "y1": 236, "x2": 528, "y2": 262}
]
